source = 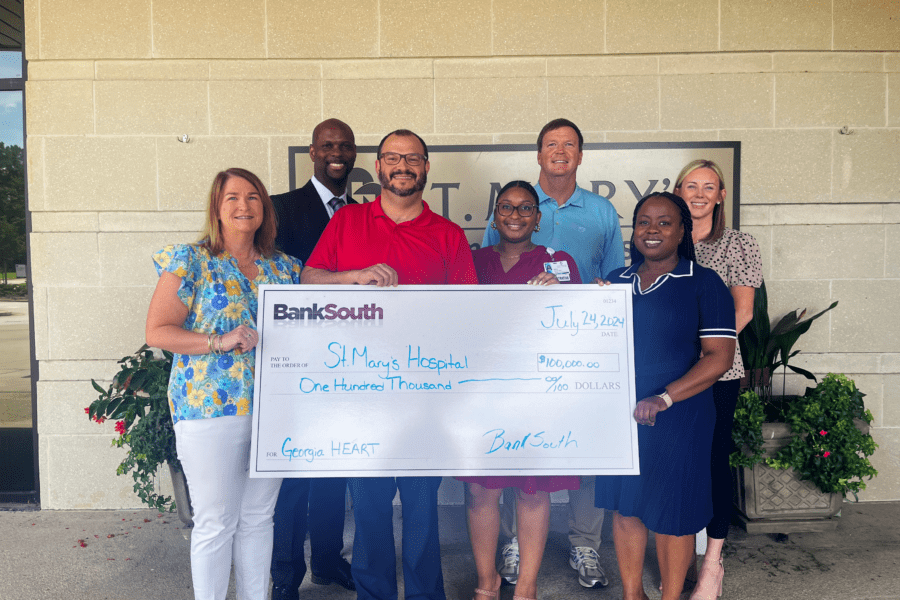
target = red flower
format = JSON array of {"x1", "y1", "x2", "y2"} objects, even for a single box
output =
[
  {"x1": 86, "y1": 407, "x2": 106, "y2": 423},
  {"x1": 819, "y1": 430, "x2": 828, "y2": 436},
  {"x1": 115, "y1": 421, "x2": 126, "y2": 436},
  {"x1": 823, "y1": 451, "x2": 832, "y2": 458}
]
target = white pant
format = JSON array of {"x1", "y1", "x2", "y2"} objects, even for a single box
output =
[{"x1": 175, "y1": 415, "x2": 282, "y2": 600}]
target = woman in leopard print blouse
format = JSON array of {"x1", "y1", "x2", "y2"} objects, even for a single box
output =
[{"x1": 674, "y1": 159, "x2": 763, "y2": 600}]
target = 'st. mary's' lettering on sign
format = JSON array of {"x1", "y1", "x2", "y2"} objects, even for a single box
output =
[{"x1": 273, "y1": 303, "x2": 384, "y2": 321}]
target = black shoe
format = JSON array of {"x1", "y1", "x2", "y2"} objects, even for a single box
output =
[
  {"x1": 271, "y1": 584, "x2": 300, "y2": 600},
  {"x1": 311, "y1": 557, "x2": 356, "y2": 591}
]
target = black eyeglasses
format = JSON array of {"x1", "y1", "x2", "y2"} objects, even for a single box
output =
[
  {"x1": 379, "y1": 152, "x2": 427, "y2": 166},
  {"x1": 496, "y1": 203, "x2": 537, "y2": 217}
]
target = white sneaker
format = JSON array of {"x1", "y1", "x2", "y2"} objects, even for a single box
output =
[
  {"x1": 569, "y1": 546, "x2": 609, "y2": 588},
  {"x1": 497, "y1": 537, "x2": 519, "y2": 585}
]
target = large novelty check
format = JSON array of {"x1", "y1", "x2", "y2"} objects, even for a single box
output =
[{"x1": 250, "y1": 285, "x2": 638, "y2": 477}]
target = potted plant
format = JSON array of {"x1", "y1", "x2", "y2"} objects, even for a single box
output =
[
  {"x1": 731, "y1": 285, "x2": 878, "y2": 533},
  {"x1": 87, "y1": 345, "x2": 193, "y2": 525},
  {"x1": 739, "y1": 280, "x2": 837, "y2": 400}
]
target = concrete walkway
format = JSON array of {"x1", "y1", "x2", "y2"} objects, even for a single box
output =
[
  {"x1": 1, "y1": 294, "x2": 896, "y2": 598},
  {"x1": 1, "y1": 501, "x2": 897, "y2": 600}
]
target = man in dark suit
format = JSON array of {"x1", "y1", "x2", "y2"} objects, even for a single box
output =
[
  {"x1": 272, "y1": 118, "x2": 358, "y2": 264},
  {"x1": 270, "y1": 118, "x2": 357, "y2": 600}
]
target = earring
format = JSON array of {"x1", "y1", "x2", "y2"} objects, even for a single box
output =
[
  {"x1": 490, "y1": 221, "x2": 497, "y2": 230},
  {"x1": 534, "y1": 223, "x2": 541, "y2": 232}
]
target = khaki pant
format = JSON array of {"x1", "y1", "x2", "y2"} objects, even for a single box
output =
[{"x1": 500, "y1": 475, "x2": 604, "y2": 551}]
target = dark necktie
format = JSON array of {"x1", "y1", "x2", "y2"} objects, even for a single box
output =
[{"x1": 328, "y1": 197, "x2": 345, "y2": 213}]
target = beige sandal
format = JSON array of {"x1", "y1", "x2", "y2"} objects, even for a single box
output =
[{"x1": 473, "y1": 588, "x2": 498, "y2": 600}]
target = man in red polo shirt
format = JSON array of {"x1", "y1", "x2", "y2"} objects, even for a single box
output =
[{"x1": 303, "y1": 129, "x2": 477, "y2": 600}]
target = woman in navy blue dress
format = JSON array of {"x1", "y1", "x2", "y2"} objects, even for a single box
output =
[{"x1": 594, "y1": 192, "x2": 736, "y2": 600}]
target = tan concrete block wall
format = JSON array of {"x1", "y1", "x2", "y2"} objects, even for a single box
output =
[
  {"x1": 606, "y1": 0, "x2": 718, "y2": 54},
  {"x1": 834, "y1": 131, "x2": 900, "y2": 202},
  {"x1": 888, "y1": 224, "x2": 900, "y2": 278},
  {"x1": 831, "y1": 281, "x2": 900, "y2": 353},
  {"x1": 381, "y1": 0, "x2": 492, "y2": 57},
  {"x1": 834, "y1": 0, "x2": 900, "y2": 51},
  {"x1": 266, "y1": 0, "x2": 379, "y2": 59},
  {"x1": 209, "y1": 81, "x2": 321, "y2": 135},
  {"x1": 721, "y1": 0, "x2": 832, "y2": 51},
  {"x1": 549, "y1": 76, "x2": 659, "y2": 132},
  {"x1": 865, "y1": 429, "x2": 900, "y2": 500},
  {"x1": 96, "y1": 60, "x2": 210, "y2": 81},
  {"x1": 661, "y1": 74, "x2": 774, "y2": 129},
  {"x1": 761, "y1": 280, "x2": 832, "y2": 352},
  {"x1": 40, "y1": 434, "x2": 146, "y2": 509},
  {"x1": 493, "y1": 0, "x2": 605, "y2": 56},
  {"x1": 95, "y1": 80, "x2": 210, "y2": 135},
  {"x1": 25, "y1": 80, "x2": 94, "y2": 135},
  {"x1": 771, "y1": 224, "x2": 884, "y2": 280},
  {"x1": 40, "y1": 360, "x2": 120, "y2": 382},
  {"x1": 29, "y1": 232, "x2": 100, "y2": 287},
  {"x1": 42, "y1": 138, "x2": 158, "y2": 211},
  {"x1": 323, "y1": 79, "x2": 435, "y2": 135},
  {"x1": 157, "y1": 137, "x2": 271, "y2": 211},
  {"x1": 151, "y1": 0, "x2": 266, "y2": 59},
  {"x1": 891, "y1": 74, "x2": 900, "y2": 127},
  {"x1": 884, "y1": 375, "x2": 900, "y2": 427},
  {"x1": 38, "y1": 0, "x2": 152, "y2": 59},
  {"x1": 435, "y1": 77, "x2": 548, "y2": 134},
  {"x1": 775, "y1": 73, "x2": 886, "y2": 128},
  {"x1": 24, "y1": 0, "x2": 900, "y2": 507},
  {"x1": 718, "y1": 129, "x2": 832, "y2": 204},
  {"x1": 326, "y1": 58, "x2": 432, "y2": 80},
  {"x1": 98, "y1": 212, "x2": 206, "y2": 234},
  {"x1": 98, "y1": 232, "x2": 195, "y2": 287},
  {"x1": 46, "y1": 287, "x2": 151, "y2": 360}
]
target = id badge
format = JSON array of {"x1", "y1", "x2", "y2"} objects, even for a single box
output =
[{"x1": 544, "y1": 260, "x2": 571, "y2": 282}]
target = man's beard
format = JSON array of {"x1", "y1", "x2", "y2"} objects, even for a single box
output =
[{"x1": 378, "y1": 167, "x2": 427, "y2": 197}]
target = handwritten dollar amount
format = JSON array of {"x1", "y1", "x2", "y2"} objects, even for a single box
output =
[{"x1": 537, "y1": 353, "x2": 619, "y2": 372}]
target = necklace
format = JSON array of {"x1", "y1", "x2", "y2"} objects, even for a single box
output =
[{"x1": 497, "y1": 243, "x2": 536, "y2": 260}]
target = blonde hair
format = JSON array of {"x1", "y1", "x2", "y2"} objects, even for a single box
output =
[
  {"x1": 674, "y1": 159, "x2": 727, "y2": 243},
  {"x1": 198, "y1": 168, "x2": 277, "y2": 257}
]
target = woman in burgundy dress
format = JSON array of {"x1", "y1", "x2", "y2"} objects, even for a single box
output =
[{"x1": 458, "y1": 180, "x2": 581, "y2": 600}]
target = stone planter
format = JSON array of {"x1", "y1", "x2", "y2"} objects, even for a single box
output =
[
  {"x1": 732, "y1": 422, "x2": 842, "y2": 534},
  {"x1": 169, "y1": 462, "x2": 194, "y2": 527}
]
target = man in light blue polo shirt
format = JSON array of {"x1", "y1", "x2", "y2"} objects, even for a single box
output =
[
  {"x1": 482, "y1": 118, "x2": 624, "y2": 282},
  {"x1": 482, "y1": 118, "x2": 624, "y2": 590}
]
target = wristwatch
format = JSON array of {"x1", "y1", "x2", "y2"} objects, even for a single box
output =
[{"x1": 657, "y1": 390, "x2": 673, "y2": 408}]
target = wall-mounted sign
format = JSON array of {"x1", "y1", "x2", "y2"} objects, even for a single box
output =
[{"x1": 288, "y1": 142, "x2": 741, "y2": 251}]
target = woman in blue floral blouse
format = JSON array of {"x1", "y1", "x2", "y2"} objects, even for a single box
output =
[{"x1": 147, "y1": 168, "x2": 302, "y2": 600}]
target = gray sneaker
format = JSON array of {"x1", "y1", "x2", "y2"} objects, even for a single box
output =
[
  {"x1": 569, "y1": 546, "x2": 609, "y2": 588},
  {"x1": 497, "y1": 538, "x2": 519, "y2": 585}
]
